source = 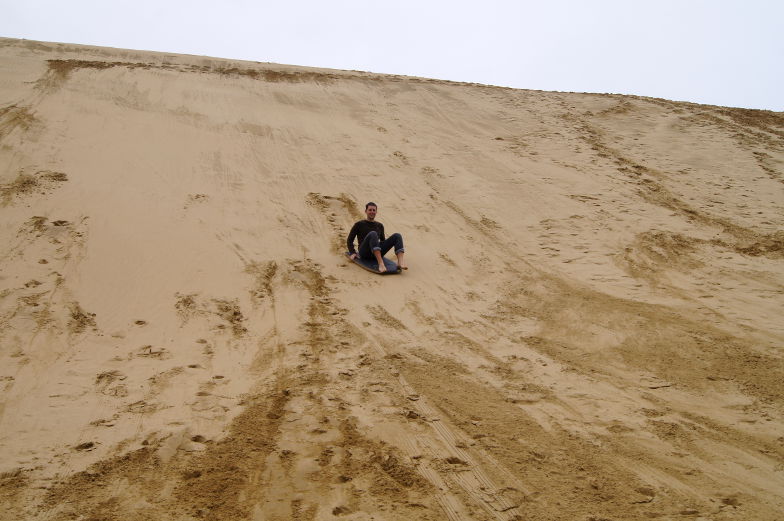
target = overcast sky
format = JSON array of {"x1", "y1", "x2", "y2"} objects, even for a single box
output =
[{"x1": 2, "y1": 0, "x2": 782, "y2": 111}]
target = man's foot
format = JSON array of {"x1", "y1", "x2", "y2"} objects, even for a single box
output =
[
  {"x1": 374, "y1": 252, "x2": 387, "y2": 273},
  {"x1": 396, "y1": 253, "x2": 408, "y2": 270}
]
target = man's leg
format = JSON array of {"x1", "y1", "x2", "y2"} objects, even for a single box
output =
[
  {"x1": 358, "y1": 231, "x2": 387, "y2": 272},
  {"x1": 379, "y1": 233, "x2": 407, "y2": 270}
]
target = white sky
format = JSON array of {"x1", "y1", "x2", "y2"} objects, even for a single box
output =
[{"x1": 2, "y1": 0, "x2": 782, "y2": 110}]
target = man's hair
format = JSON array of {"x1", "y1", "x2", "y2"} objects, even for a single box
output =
[{"x1": 365, "y1": 202, "x2": 377, "y2": 210}]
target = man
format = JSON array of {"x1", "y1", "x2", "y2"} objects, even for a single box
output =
[{"x1": 347, "y1": 202, "x2": 407, "y2": 273}]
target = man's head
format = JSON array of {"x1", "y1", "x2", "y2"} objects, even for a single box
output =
[{"x1": 365, "y1": 202, "x2": 377, "y2": 221}]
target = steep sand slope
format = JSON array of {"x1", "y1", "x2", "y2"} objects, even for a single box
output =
[{"x1": 1, "y1": 38, "x2": 783, "y2": 520}]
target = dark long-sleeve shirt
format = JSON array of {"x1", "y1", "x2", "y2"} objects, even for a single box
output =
[{"x1": 347, "y1": 220, "x2": 385, "y2": 254}]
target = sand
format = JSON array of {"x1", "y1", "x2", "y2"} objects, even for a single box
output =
[{"x1": 0, "y1": 37, "x2": 783, "y2": 521}]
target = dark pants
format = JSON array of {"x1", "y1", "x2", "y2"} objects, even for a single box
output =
[{"x1": 359, "y1": 231, "x2": 404, "y2": 260}]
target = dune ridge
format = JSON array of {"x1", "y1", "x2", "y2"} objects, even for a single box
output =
[{"x1": 1, "y1": 37, "x2": 783, "y2": 520}]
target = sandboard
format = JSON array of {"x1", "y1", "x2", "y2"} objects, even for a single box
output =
[{"x1": 345, "y1": 252, "x2": 401, "y2": 275}]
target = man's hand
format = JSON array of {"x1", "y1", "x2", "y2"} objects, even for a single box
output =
[{"x1": 349, "y1": 253, "x2": 357, "y2": 260}]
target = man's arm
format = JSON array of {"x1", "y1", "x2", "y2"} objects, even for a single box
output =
[
  {"x1": 346, "y1": 222, "x2": 359, "y2": 255},
  {"x1": 378, "y1": 223, "x2": 386, "y2": 242}
]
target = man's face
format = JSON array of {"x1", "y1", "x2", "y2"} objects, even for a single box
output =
[{"x1": 365, "y1": 205, "x2": 377, "y2": 220}]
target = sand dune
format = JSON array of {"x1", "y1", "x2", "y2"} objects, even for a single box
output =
[{"x1": 1, "y1": 37, "x2": 783, "y2": 520}]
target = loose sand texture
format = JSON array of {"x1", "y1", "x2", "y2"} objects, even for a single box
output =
[{"x1": 1, "y1": 37, "x2": 783, "y2": 521}]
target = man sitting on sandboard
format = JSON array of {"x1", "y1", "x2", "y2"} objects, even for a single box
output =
[{"x1": 346, "y1": 201, "x2": 407, "y2": 273}]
